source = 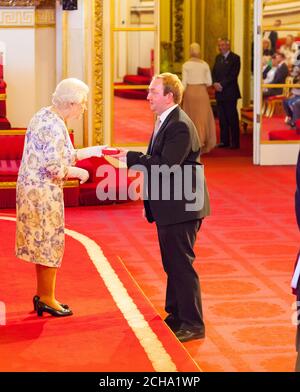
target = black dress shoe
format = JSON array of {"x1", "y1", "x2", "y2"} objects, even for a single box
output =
[
  {"x1": 287, "y1": 120, "x2": 296, "y2": 128},
  {"x1": 175, "y1": 328, "x2": 205, "y2": 342},
  {"x1": 33, "y1": 295, "x2": 69, "y2": 311},
  {"x1": 164, "y1": 314, "x2": 181, "y2": 332},
  {"x1": 36, "y1": 301, "x2": 73, "y2": 317},
  {"x1": 217, "y1": 143, "x2": 229, "y2": 148},
  {"x1": 229, "y1": 145, "x2": 239, "y2": 149}
]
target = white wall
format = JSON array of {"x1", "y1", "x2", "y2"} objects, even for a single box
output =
[
  {"x1": 114, "y1": 0, "x2": 155, "y2": 79},
  {"x1": 35, "y1": 27, "x2": 56, "y2": 110},
  {"x1": 0, "y1": 28, "x2": 36, "y2": 127},
  {"x1": 260, "y1": 143, "x2": 300, "y2": 165},
  {"x1": 0, "y1": 7, "x2": 56, "y2": 128},
  {"x1": 56, "y1": 0, "x2": 85, "y2": 147}
]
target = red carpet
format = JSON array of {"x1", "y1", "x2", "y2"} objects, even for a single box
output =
[
  {"x1": 0, "y1": 154, "x2": 299, "y2": 372},
  {"x1": 262, "y1": 115, "x2": 291, "y2": 141},
  {"x1": 113, "y1": 97, "x2": 254, "y2": 158},
  {"x1": 113, "y1": 96, "x2": 154, "y2": 145},
  {"x1": 0, "y1": 215, "x2": 200, "y2": 372}
]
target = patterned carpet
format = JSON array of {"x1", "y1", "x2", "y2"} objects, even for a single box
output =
[
  {"x1": 69, "y1": 155, "x2": 298, "y2": 372},
  {"x1": 0, "y1": 216, "x2": 200, "y2": 372},
  {"x1": 0, "y1": 154, "x2": 299, "y2": 372}
]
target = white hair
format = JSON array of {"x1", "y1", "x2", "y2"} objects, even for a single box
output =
[
  {"x1": 52, "y1": 78, "x2": 89, "y2": 108},
  {"x1": 190, "y1": 42, "x2": 201, "y2": 57}
]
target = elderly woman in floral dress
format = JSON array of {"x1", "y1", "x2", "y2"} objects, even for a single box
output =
[{"x1": 16, "y1": 78, "x2": 105, "y2": 317}]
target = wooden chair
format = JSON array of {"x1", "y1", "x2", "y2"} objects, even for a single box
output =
[
  {"x1": 240, "y1": 105, "x2": 253, "y2": 134},
  {"x1": 264, "y1": 76, "x2": 293, "y2": 118}
]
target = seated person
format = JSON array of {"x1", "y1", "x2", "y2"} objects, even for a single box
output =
[
  {"x1": 262, "y1": 54, "x2": 277, "y2": 84},
  {"x1": 263, "y1": 52, "x2": 289, "y2": 97},
  {"x1": 283, "y1": 66, "x2": 300, "y2": 127},
  {"x1": 263, "y1": 19, "x2": 281, "y2": 54},
  {"x1": 280, "y1": 35, "x2": 298, "y2": 68},
  {"x1": 293, "y1": 100, "x2": 300, "y2": 131},
  {"x1": 262, "y1": 38, "x2": 274, "y2": 57}
]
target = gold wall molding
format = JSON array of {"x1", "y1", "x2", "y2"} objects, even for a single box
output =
[
  {"x1": 243, "y1": 0, "x2": 253, "y2": 107},
  {"x1": 202, "y1": 0, "x2": 232, "y2": 68},
  {"x1": 0, "y1": 8, "x2": 35, "y2": 26},
  {"x1": 92, "y1": 0, "x2": 104, "y2": 145},
  {"x1": 35, "y1": 8, "x2": 55, "y2": 26}
]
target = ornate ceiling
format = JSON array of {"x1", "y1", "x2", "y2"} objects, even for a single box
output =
[{"x1": 0, "y1": 0, "x2": 55, "y2": 7}]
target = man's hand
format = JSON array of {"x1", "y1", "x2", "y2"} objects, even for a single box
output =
[{"x1": 213, "y1": 82, "x2": 223, "y2": 92}]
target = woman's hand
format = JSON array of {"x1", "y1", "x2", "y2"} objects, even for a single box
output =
[
  {"x1": 67, "y1": 166, "x2": 89, "y2": 184},
  {"x1": 76, "y1": 145, "x2": 108, "y2": 160}
]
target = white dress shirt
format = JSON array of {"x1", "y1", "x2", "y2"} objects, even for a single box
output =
[
  {"x1": 182, "y1": 60, "x2": 212, "y2": 89},
  {"x1": 149, "y1": 105, "x2": 178, "y2": 152}
]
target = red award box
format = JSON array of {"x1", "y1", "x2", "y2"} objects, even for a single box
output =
[{"x1": 102, "y1": 148, "x2": 120, "y2": 155}]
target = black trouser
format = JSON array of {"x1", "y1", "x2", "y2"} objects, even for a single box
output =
[
  {"x1": 216, "y1": 99, "x2": 240, "y2": 147},
  {"x1": 156, "y1": 219, "x2": 204, "y2": 331},
  {"x1": 296, "y1": 352, "x2": 300, "y2": 372},
  {"x1": 296, "y1": 292, "x2": 300, "y2": 372}
]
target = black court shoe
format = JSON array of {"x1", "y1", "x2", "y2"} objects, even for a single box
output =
[
  {"x1": 33, "y1": 295, "x2": 69, "y2": 312},
  {"x1": 36, "y1": 301, "x2": 73, "y2": 317}
]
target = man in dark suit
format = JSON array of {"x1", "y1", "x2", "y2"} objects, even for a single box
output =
[
  {"x1": 294, "y1": 150, "x2": 300, "y2": 372},
  {"x1": 212, "y1": 38, "x2": 241, "y2": 149},
  {"x1": 120, "y1": 73, "x2": 210, "y2": 342},
  {"x1": 263, "y1": 52, "x2": 289, "y2": 97},
  {"x1": 263, "y1": 19, "x2": 281, "y2": 54}
]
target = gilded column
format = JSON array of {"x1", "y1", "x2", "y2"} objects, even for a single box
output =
[
  {"x1": 243, "y1": 0, "x2": 253, "y2": 107},
  {"x1": 92, "y1": 0, "x2": 104, "y2": 145}
]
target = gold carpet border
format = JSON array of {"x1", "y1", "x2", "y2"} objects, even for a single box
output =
[{"x1": 66, "y1": 228, "x2": 178, "y2": 372}]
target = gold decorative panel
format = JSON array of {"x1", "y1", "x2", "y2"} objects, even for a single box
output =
[
  {"x1": 0, "y1": 9, "x2": 35, "y2": 26},
  {"x1": 203, "y1": 0, "x2": 231, "y2": 68},
  {"x1": 93, "y1": 0, "x2": 104, "y2": 145},
  {"x1": 0, "y1": 0, "x2": 55, "y2": 6},
  {"x1": 35, "y1": 8, "x2": 55, "y2": 26}
]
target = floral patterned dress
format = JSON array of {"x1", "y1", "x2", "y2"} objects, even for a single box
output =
[{"x1": 15, "y1": 107, "x2": 75, "y2": 267}]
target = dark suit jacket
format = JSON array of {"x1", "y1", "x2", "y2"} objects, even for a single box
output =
[
  {"x1": 292, "y1": 152, "x2": 300, "y2": 300},
  {"x1": 269, "y1": 31, "x2": 278, "y2": 54},
  {"x1": 127, "y1": 107, "x2": 210, "y2": 226},
  {"x1": 262, "y1": 64, "x2": 272, "y2": 81},
  {"x1": 212, "y1": 51, "x2": 241, "y2": 101},
  {"x1": 266, "y1": 63, "x2": 289, "y2": 96},
  {"x1": 296, "y1": 150, "x2": 300, "y2": 230}
]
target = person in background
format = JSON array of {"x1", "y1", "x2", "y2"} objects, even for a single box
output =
[
  {"x1": 263, "y1": 52, "x2": 289, "y2": 97},
  {"x1": 280, "y1": 35, "x2": 298, "y2": 69},
  {"x1": 182, "y1": 43, "x2": 216, "y2": 154},
  {"x1": 16, "y1": 78, "x2": 106, "y2": 317},
  {"x1": 283, "y1": 66, "x2": 300, "y2": 127},
  {"x1": 116, "y1": 73, "x2": 210, "y2": 343},
  {"x1": 293, "y1": 100, "x2": 300, "y2": 131},
  {"x1": 212, "y1": 38, "x2": 241, "y2": 149},
  {"x1": 262, "y1": 38, "x2": 274, "y2": 57},
  {"x1": 263, "y1": 54, "x2": 277, "y2": 86},
  {"x1": 263, "y1": 19, "x2": 281, "y2": 54}
]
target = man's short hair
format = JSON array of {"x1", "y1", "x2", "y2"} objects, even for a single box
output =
[
  {"x1": 155, "y1": 73, "x2": 184, "y2": 105},
  {"x1": 218, "y1": 37, "x2": 230, "y2": 45},
  {"x1": 277, "y1": 52, "x2": 286, "y2": 59}
]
